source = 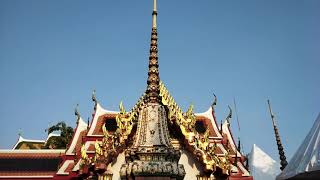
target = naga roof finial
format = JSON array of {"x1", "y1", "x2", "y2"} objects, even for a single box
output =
[
  {"x1": 92, "y1": 89, "x2": 97, "y2": 104},
  {"x1": 146, "y1": 0, "x2": 160, "y2": 104},
  {"x1": 226, "y1": 105, "x2": 232, "y2": 124},
  {"x1": 75, "y1": 104, "x2": 80, "y2": 124},
  {"x1": 87, "y1": 117, "x2": 90, "y2": 130},
  {"x1": 211, "y1": 93, "x2": 217, "y2": 108},
  {"x1": 18, "y1": 128, "x2": 22, "y2": 137}
]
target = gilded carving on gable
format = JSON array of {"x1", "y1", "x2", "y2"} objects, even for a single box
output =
[
  {"x1": 80, "y1": 83, "x2": 233, "y2": 178},
  {"x1": 159, "y1": 81, "x2": 231, "y2": 175}
]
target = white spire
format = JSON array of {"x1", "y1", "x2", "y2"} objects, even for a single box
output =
[
  {"x1": 153, "y1": 0, "x2": 157, "y2": 11},
  {"x1": 152, "y1": 0, "x2": 157, "y2": 28}
]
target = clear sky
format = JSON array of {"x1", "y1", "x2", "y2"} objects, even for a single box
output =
[{"x1": 0, "y1": 0, "x2": 319, "y2": 163}]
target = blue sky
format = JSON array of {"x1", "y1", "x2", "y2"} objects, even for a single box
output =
[{"x1": 0, "y1": 0, "x2": 319, "y2": 163}]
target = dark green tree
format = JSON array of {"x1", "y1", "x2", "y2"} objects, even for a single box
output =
[{"x1": 44, "y1": 121, "x2": 74, "y2": 149}]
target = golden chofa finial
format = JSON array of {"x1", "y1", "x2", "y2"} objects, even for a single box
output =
[
  {"x1": 186, "y1": 104, "x2": 194, "y2": 117},
  {"x1": 119, "y1": 101, "x2": 126, "y2": 115}
]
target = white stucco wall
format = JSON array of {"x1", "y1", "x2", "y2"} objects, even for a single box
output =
[
  {"x1": 109, "y1": 152, "x2": 126, "y2": 180},
  {"x1": 179, "y1": 150, "x2": 203, "y2": 180}
]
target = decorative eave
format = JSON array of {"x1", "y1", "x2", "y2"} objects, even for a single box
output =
[
  {"x1": 83, "y1": 141, "x2": 96, "y2": 154},
  {"x1": 56, "y1": 159, "x2": 74, "y2": 175},
  {"x1": 229, "y1": 162, "x2": 250, "y2": 177},
  {"x1": 0, "y1": 149, "x2": 65, "y2": 159},
  {"x1": 66, "y1": 116, "x2": 87, "y2": 155},
  {"x1": 56, "y1": 108, "x2": 88, "y2": 177},
  {"x1": 222, "y1": 120, "x2": 242, "y2": 157},
  {"x1": 0, "y1": 173, "x2": 55, "y2": 179},
  {"x1": 45, "y1": 133, "x2": 60, "y2": 142},
  {"x1": 72, "y1": 159, "x2": 82, "y2": 172},
  {"x1": 216, "y1": 143, "x2": 228, "y2": 156},
  {"x1": 195, "y1": 107, "x2": 223, "y2": 139},
  {"x1": 87, "y1": 102, "x2": 118, "y2": 136},
  {"x1": 12, "y1": 136, "x2": 45, "y2": 150},
  {"x1": 237, "y1": 161, "x2": 250, "y2": 176}
]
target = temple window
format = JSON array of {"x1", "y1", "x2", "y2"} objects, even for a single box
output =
[
  {"x1": 104, "y1": 118, "x2": 118, "y2": 132},
  {"x1": 195, "y1": 121, "x2": 207, "y2": 134}
]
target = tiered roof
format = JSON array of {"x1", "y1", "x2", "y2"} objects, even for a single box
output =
[
  {"x1": 0, "y1": 149, "x2": 64, "y2": 179},
  {"x1": 53, "y1": 82, "x2": 251, "y2": 179},
  {"x1": 54, "y1": 114, "x2": 88, "y2": 178}
]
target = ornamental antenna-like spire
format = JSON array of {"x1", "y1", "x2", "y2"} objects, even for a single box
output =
[
  {"x1": 146, "y1": 0, "x2": 160, "y2": 104},
  {"x1": 226, "y1": 105, "x2": 232, "y2": 124},
  {"x1": 92, "y1": 89, "x2": 97, "y2": 103},
  {"x1": 152, "y1": 0, "x2": 157, "y2": 28},
  {"x1": 211, "y1": 93, "x2": 217, "y2": 108},
  {"x1": 75, "y1": 104, "x2": 80, "y2": 125},
  {"x1": 267, "y1": 100, "x2": 288, "y2": 171},
  {"x1": 18, "y1": 128, "x2": 22, "y2": 137}
]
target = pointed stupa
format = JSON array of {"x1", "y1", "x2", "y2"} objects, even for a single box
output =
[
  {"x1": 248, "y1": 144, "x2": 280, "y2": 180},
  {"x1": 268, "y1": 100, "x2": 288, "y2": 171},
  {"x1": 131, "y1": 0, "x2": 171, "y2": 148},
  {"x1": 119, "y1": 1, "x2": 185, "y2": 179}
]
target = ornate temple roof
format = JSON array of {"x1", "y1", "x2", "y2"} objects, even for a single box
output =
[{"x1": 0, "y1": 1, "x2": 253, "y2": 179}]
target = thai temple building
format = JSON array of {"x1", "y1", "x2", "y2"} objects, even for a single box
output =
[
  {"x1": 0, "y1": 1, "x2": 253, "y2": 179},
  {"x1": 11, "y1": 133, "x2": 60, "y2": 150}
]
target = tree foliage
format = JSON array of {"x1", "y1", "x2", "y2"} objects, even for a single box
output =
[{"x1": 44, "y1": 121, "x2": 74, "y2": 149}]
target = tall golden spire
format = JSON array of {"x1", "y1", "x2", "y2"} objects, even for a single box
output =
[{"x1": 146, "y1": 0, "x2": 160, "y2": 103}]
